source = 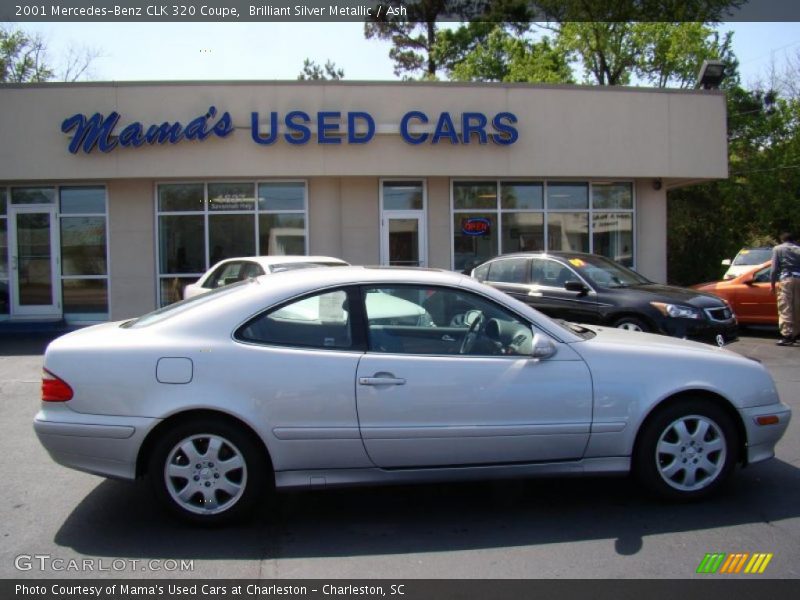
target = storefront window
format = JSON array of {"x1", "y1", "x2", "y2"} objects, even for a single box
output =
[
  {"x1": 61, "y1": 217, "x2": 107, "y2": 276},
  {"x1": 159, "y1": 215, "x2": 205, "y2": 274},
  {"x1": 453, "y1": 213, "x2": 496, "y2": 272},
  {"x1": 547, "y1": 213, "x2": 590, "y2": 253},
  {"x1": 59, "y1": 186, "x2": 109, "y2": 321},
  {"x1": 11, "y1": 187, "x2": 55, "y2": 205},
  {"x1": 209, "y1": 214, "x2": 256, "y2": 262},
  {"x1": 452, "y1": 180, "x2": 634, "y2": 270},
  {"x1": 258, "y1": 182, "x2": 305, "y2": 211},
  {"x1": 158, "y1": 183, "x2": 204, "y2": 212},
  {"x1": 501, "y1": 182, "x2": 543, "y2": 210},
  {"x1": 209, "y1": 182, "x2": 255, "y2": 212},
  {"x1": 157, "y1": 181, "x2": 307, "y2": 306},
  {"x1": 383, "y1": 181, "x2": 424, "y2": 210},
  {"x1": 454, "y1": 182, "x2": 497, "y2": 210},
  {"x1": 502, "y1": 213, "x2": 544, "y2": 253},
  {"x1": 592, "y1": 182, "x2": 633, "y2": 209},
  {"x1": 259, "y1": 214, "x2": 306, "y2": 255},
  {"x1": 60, "y1": 186, "x2": 106, "y2": 214},
  {"x1": 593, "y1": 212, "x2": 634, "y2": 267},
  {"x1": 63, "y1": 279, "x2": 108, "y2": 314}
]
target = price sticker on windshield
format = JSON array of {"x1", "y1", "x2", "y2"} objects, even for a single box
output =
[{"x1": 569, "y1": 258, "x2": 586, "y2": 267}]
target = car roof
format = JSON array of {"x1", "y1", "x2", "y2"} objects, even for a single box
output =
[
  {"x1": 477, "y1": 251, "x2": 599, "y2": 262},
  {"x1": 211, "y1": 255, "x2": 349, "y2": 268}
]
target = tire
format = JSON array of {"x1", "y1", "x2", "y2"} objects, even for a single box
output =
[
  {"x1": 148, "y1": 417, "x2": 268, "y2": 525},
  {"x1": 613, "y1": 316, "x2": 650, "y2": 333},
  {"x1": 634, "y1": 400, "x2": 739, "y2": 501}
]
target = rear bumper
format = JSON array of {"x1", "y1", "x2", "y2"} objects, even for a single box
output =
[
  {"x1": 34, "y1": 405, "x2": 159, "y2": 480},
  {"x1": 739, "y1": 403, "x2": 792, "y2": 465}
]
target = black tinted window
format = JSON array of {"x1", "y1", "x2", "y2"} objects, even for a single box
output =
[{"x1": 488, "y1": 258, "x2": 529, "y2": 284}]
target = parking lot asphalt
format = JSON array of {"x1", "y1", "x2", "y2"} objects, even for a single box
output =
[{"x1": 0, "y1": 328, "x2": 798, "y2": 580}]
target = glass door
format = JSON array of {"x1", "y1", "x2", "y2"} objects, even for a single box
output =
[
  {"x1": 9, "y1": 206, "x2": 61, "y2": 316},
  {"x1": 381, "y1": 214, "x2": 426, "y2": 267}
]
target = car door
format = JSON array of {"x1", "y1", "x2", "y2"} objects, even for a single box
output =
[
  {"x1": 734, "y1": 266, "x2": 776, "y2": 323},
  {"x1": 527, "y1": 258, "x2": 600, "y2": 324},
  {"x1": 355, "y1": 284, "x2": 593, "y2": 468},
  {"x1": 234, "y1": 286, "x2": 370, "y2": 471}
]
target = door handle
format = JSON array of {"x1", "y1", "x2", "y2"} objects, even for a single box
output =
[
  {"x1": 441, "y1": 334, "x2": 456, "y2": 342},
  {"x1": 359, "y1": 376, "x2": 406, "y2": 386}
]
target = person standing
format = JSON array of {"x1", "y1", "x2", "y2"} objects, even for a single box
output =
[{"x1": 770, "y1": 232, "x2": 800, "y2": 346}]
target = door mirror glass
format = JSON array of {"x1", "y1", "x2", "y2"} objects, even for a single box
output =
[{"x1": 531, "y1": 333, "x2": 557, "y2": 359}]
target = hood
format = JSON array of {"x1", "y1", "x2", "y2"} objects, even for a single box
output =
[
  {"x1": 620, "y1": 283, "x2": 726, "y2": 308},
  {"x1": 575, "y1": 324, "x2": 739, "y2": 356}
]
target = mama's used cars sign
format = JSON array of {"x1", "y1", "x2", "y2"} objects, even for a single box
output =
[{"x1": 61, "y1": 106, "x2": 519, "y2": 154}]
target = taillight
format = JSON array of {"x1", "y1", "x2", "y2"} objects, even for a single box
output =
[{"x1": 42, "y1": 369, "x2": 73, "y2": 402}]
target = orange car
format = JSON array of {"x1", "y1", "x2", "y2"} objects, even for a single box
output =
[{"x1": 692, "y1": 261, "x2": 776, "y2": 325}]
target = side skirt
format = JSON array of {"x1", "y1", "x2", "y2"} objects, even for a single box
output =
[{"x1": 274, "y1": 457, "x2": 631, "y2": 490}]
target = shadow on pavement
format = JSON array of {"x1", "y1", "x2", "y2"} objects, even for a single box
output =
[{"x1": 54, "y1": 459, "x2": 800, "y2": 561}]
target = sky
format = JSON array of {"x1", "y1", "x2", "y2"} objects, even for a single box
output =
[{"x1": 16, "y1": 21, "x2": 800, "y2": 87}]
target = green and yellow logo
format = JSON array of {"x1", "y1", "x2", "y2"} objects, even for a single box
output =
[{"x1": 696, "y1": 553, "x2": 773, "y2": 574}]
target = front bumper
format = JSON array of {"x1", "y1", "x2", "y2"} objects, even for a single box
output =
[
  {"x1": 661, "y1": 317, "x2": 738, "y2": 345},
  {"x1": 34, "y1": 404, "x2": 159, "y2": 480},
  {"x1": 739, "y1": 403, "x2": 792, "y2": 465}
]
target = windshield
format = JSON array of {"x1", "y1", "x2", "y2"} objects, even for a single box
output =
[
  {"x1": 123, "y1": 280, "x2": 251, "y2": 328},
  {"x1": 732, "y1": 248, "x2": 772, "y2": 266},
  {"x1": 563, "y1": 255, "x2": 651, "y2": 288}
]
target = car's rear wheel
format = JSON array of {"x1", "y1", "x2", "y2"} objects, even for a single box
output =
[
  {"x1": 613, "y1": 316, "x2": 649, "y2": 332},
  {"x1": 635, "y1": 400, "x2": 738, "y2": 500},
  {"x1": 149, "y1": 418, "x2": 267, "y2": 524}
]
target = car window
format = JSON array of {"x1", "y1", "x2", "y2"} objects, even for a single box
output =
[
  {"x1": 237, "y1": 288, "x2": 354, "y2": 350},
  {"x1": 488, "y1": 258, "x2": 529, "y2": 284},
  {"x1": 472, "y1": 263, "x2": 490, "y2": 282},
  {"x1": 530, "y1": 259, "x2": 574, "y2": 288},
  {"x1": 733, "y1": 248, "x2": 772, "y2": 266},
  {"x1": 240, "y1": 262, "x2": 265, "y2": 279},
  {"x1": 207, "y1": 262, "x2": 243, "y2": 289},
  {"x1": 753, "y1": 266, "x2": 771, "y2": 283},
  {"x1": 363, "y1": 286, "x2": 532, "y2": 356}
]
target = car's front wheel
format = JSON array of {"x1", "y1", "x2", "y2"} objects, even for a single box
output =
[
  {"x1": 149, "y1": 418, "x2": 268, "y2": 524},
  {"x1": 613, "y1": 316, "x2": 650, "y2": 332},
  {"x1": 635, "y1": 400, "x2": 739, "y2": 500}
]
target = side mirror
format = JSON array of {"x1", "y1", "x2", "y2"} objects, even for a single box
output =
[
  {"x1": 564, "y1": 280, "x2": 588, "y2": 294},
  {"x1": 721, "y1": 259, "x2": 732, "y2": 266},
  {"x1": 742, "y1": 274, "x2": 754, "y2": 285},
  {"x1": 530, "y1": 333, "x2": 557, "y2": 360}
]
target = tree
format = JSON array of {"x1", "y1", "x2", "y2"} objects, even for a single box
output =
[
  {"x1": 443, "y1": 26, "x2": 572, "y2": 83},
  {"x1": 554, "y1": 22, "x2": 737, "y2": 88},
  {"x1": 1, "y1": 25, "x2": 100, "y2": 83},
  {"x1": 667, "y1": 86, "x2": 800, "y2": 285},
  {"x1": 364, "y1": 0, "x2": 532, "y2": 80},
  {"x1": 1, "y1": 26, "x2": 53, "y2": 82},
  {"x1": 297, "y1": 58, "x2": 344, "y2": 80}
]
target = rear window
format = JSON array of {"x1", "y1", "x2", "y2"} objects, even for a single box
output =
[{"x1": 123, "y1": 280, "x2": 249, "y2": 328}]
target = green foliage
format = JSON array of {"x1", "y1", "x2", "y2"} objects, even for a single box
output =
[
  {"x1": 297, "y1": 59, "x2": 345, "y2": 81},
  {"x1": 667, "y1": 88, "x2": 800, "y2": 285},
  {"x1": 0, "y1": 26, "x2": 53, "y2": 82},
  {"x1": 442, "y1": 26, "x2": 573, "y2": 83}
]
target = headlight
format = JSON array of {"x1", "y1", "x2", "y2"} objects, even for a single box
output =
[{"x1": 650, "y1": 302, "x2": 702, "y2": 319}]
